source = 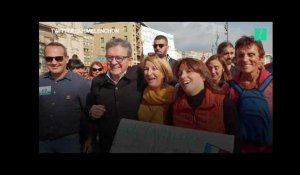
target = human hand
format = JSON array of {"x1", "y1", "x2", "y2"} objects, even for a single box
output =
[{"x1": 90, "y1": 105, "x2": 106, "y2": 119}]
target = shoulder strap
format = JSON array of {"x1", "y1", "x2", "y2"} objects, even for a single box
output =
[
  {"x1": 228, "y1": 80, "x2": 243, "y2": 94},
  {"x1": 258, "y1": 74, "x2": 273, "y2": 92}
]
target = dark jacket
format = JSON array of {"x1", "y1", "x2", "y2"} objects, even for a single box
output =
[
  {"x1": 86, "y1": 65, "x2": 145, "y2": 152},
  {"x1": 167, "y1": 55, "x2": 178, "y2": 86}
]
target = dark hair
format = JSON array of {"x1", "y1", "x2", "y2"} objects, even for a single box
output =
[
  {"x1": 67, "y1": 58, "x2": 84, "y2": 70},
  {"x1": 217, "y1": 41, "x2": 234, "y2": 55},
  {"x1": 235, "y1": 35, "x2": 265, "y2": 58},
  {"x1": 89, "y1": 61, "x2": 103, "y2": 77},
  {"x1": 44, "y1": 42, "x2": 68, "y2": 57},
  {"x1": 106, "y1": 38, "x2": 132, "y2": 56},
  {"x1": 175, "y1": 58, "x2": 223, "y2": 93},
  {"x1": 154, "y1": 35, "x2": 168, "y2": 45}
]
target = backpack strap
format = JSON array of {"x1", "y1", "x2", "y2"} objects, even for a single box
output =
[
  {"x1": 258, "y1": 74, "x2": 273, "y2": 92},
  {"x1": 228, "y1": 80, "x2": 243, "y2": 95}
]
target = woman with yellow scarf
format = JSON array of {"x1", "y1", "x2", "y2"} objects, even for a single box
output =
[{"x1": 138, "y1": 55, "x2": 175, "y2": 124}]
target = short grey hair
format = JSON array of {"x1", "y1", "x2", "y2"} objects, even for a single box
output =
[{"x1": 105, "y1": 38, "x2": 132, "y2": 56}]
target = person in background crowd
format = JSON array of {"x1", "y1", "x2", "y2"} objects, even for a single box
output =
[
  {"x1": 217, "y1": 41, "x2": 238, "y2": 77},
  {"x1": 67, "y1": 58, "x2": 85, "y2": 77},
  {"x1": 152, "y1": 35, "x2": 178, "y2": 86},
  {"x1": 206, "y1": 54, "x2": 232, "y2": 92},
  {"x1": 87, "y1": 61, "x2": 104, "y2": 80}
]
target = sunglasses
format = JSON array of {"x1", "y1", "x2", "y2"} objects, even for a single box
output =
[
  {"x1": 44, "y1": 56, "x2": 64, "y2": 62},
  {"x1": 92, "y1": 68, "x2": 102, "y2": 72},
  {"x1": 153, "y1": 44, "x2": 165, "y2": 48}
]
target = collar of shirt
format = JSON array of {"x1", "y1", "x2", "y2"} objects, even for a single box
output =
[
  {"x1": 106, "y1": 70, "x2": 127, "y2": 85},
  {"x1": 42, "y1": 70, "x2": 73, "y2": 82},
  {"x1": 166, "y1": 54, "x2": 171, "y2": 62}
]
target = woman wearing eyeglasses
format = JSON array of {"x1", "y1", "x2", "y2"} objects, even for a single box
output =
[
  {"x1": 87, "y1": 61, "x2": 103, "y2": 80},
  {"x1": 138, "y1": 55, "x2": 175, "y2": 124}
]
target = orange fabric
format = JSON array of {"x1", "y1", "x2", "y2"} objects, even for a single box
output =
[{"x1": 173, "y1": 89, "x2": 225, "y2": 134}]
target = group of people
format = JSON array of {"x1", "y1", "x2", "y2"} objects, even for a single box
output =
[{"x1": 39, "y1": 34, "x2": 273, "y2": 153}]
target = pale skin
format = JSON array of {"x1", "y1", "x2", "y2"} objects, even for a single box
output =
[
  {"x1": 143, "y1": 60, "x2": 164, "y2": 91},
  {"x1": 44, "y1": 46, "x2": 69, "y2": 80},
  {"x1": 89, "y1": 45, "x2": 132, "y2": 120},
  {"x1": 178, "y1": 63, "x2": 205, "y2": 96},
  {"x1": 85, "y1": 45, "x2": 132, "y2": 153},
  {"x1": 207, "y1": 59, "x2": 224, "y2": 84}
]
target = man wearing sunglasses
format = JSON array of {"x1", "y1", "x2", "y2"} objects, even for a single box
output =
[
  {"x1": 39, "y1": 42, "x2": 90, "y2": 153},
  {"x1": 86, "y1": 38, "x2": 145, "y2": 153},
  {"x1": 153, "y1": 35, "x2": 178, "y2": 86}
]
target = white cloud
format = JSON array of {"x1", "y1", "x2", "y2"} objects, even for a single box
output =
[
  {"x1": 83, "y1": 22, "x2": 272, "y2": 55},
  {"x1": 145, "y1": 22, "x2": 273, "y2": 55}
]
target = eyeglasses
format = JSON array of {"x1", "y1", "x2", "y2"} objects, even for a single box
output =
[
  {"x1": 92, "y1": 68, "x2": 102, "y2": 72},
  {"x1": 44, "y1": 56, "x2": 64, "y2": 62},
  {"x1": 106, "y1": 55, "x2": 130, "y2": 63},
  {"x1": 153, "y1": 44, "x2": 165, "y2": 48}
]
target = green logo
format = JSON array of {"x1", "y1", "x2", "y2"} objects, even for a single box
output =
[{"x1": 254, "y1": 28, "x2": 267, "y2": 41}]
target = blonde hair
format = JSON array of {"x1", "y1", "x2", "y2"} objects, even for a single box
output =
[{"x1": 141, "y1": 55, "x2": 173, "y2": 84}]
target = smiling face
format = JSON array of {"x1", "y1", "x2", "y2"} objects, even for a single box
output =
[
  {"x1": 178, "y1": 62, "x2": 205, "y2": 96},
  {"x1": 236, "y1": 44, "x2": 263, "y2": 75},
  {"x1": 106, "y1": 45, "x2": 132, "y2": 81},
  {"x1": 44, "y1": 45, "x2": 69, "y2": 79},
  {"x1": 143, "y1": 60, "x2": 165, "y2": 90}
]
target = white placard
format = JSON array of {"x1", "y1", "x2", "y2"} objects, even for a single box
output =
[
  {"x1": 141, "y1": 26, "x2": 176, "y2": 59},
  {"x1": 110, "y1": 119, "x2": 234, "y2": 153}
]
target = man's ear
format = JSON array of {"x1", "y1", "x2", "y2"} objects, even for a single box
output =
[
  {"x1": 128, "y1": 56, "x2": 133, "y2": 66},
  {"x1": 65, "y1": 56, "x2": 69, "y2": 64}
]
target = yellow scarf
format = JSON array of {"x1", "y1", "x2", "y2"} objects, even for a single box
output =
[{"x1": 138, "y1": 85, "x2": 175, "y2": 124}]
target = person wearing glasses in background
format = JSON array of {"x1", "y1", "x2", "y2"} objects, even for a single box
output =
[
  {"x1": 39, "y1": 42, "x2": 90, "y2": 153},
  {"x1": 86, "y1": 38, "x2": 146, "y2": 153},
  {"x1": 152, "y1": 35, "x2": 178, "y2": 86},
  {"x1": 87, "y1": 61, "x2": 104, "y2": 80}
]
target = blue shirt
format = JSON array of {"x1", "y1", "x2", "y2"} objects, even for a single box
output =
[{"x1": 39, "y1": 71, "x2": 90, "y2": 140}]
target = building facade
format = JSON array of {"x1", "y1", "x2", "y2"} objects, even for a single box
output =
[
  {"x1": 39, "y1": 22, "x2": 84, "y2": 73},
  {"x1": 83, "y1": 31, "x2": 94, "y2": 66},
  {"x1": 93, "y1": 22, "x2": 145, "y2": 65}
]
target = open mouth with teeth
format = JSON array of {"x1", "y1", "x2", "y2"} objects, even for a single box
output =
[
  {"x1": 147, "y1": 77, "x2": 157, "y2": 82},
  {"x1": 181, "y1": 81, "x2": 190, "y2": 87}
]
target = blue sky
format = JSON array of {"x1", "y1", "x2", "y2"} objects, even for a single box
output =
[{"x1": 83, "y1": 22, "x2": 272, "y2": 55}]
